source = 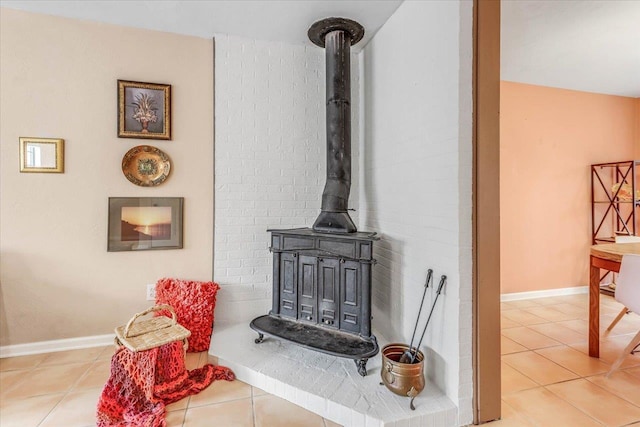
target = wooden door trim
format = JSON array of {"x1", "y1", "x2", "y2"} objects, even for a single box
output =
[{"x1": 473, "y1": 0, "x2": 501, "y2": 423}]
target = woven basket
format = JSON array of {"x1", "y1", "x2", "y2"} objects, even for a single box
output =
[{"x1": 115, "y1": 304, "x2": 191, "y2": 352}]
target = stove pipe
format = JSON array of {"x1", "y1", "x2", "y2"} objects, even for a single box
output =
[{"x1": 308, "y1": 18, "x2": 364, "y2": 234}]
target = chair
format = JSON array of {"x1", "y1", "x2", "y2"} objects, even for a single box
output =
[
  {"x1": 606, "y1": 253, "x2": 640, "y2": 377},
  {"x1": 606, "y1": 235, "x2": 640, "y2": 330}
]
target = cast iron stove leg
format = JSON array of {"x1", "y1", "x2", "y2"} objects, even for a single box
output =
[
  {"x1": 355, "y1": 358, "x2": 368, "y2": 376},
  {"x1": 254, "y1": 333, "x2": 265, "y2": 344}
]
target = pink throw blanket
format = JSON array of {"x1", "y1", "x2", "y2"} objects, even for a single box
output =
[{"x1": 96, "y1": 341, "x2": 234, "y2": 426}]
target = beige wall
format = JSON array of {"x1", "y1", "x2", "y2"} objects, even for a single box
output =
[
  {"x1": 500, "y1": 81, "x2": 637, "y2": 294},
  {"x1": 0, "y1": 9, "x2": 214, "y2": 345}
]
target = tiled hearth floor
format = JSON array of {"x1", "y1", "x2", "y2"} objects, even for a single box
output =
[{"x1": 1, "y1": 293, "x2": 639, "y2": 426}]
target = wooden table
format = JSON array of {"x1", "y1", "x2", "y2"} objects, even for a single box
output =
[{"x1": 589, "y1": 242, "x2": 640, "y2": 357}]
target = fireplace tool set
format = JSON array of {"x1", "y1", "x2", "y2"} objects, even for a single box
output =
[{"x1": 380, "y1": 272, "x2": 447, "y2": 410}]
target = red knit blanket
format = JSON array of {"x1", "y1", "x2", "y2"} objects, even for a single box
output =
[
  {"x1": 96, "y1": 341, "x2": 234, "y2": 426},
  {"x1": 155, "y1": 278, "x2": 220, "y2": 352}
]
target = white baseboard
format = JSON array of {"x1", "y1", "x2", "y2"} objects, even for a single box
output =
[
  {"x1": 501, "y1": 286, "x2": 588, "y2": 302},
  {"x1": 0, "y1": 334, "x2": 114, "y2": 358},
  {"x1": 0, "y1": 286, "x2": 588, "y2": 357}
]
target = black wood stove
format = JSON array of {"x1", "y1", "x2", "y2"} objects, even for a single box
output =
[{"x1": 250, "y1": 17, "x2": 379, "y2": 376}]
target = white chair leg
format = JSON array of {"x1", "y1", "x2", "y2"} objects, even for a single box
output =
[
  {"x1": 606, "y1": 330, "x2": 640, "y2": 378},
  {"x1": 606, "y1": 307, "x2": 630, "y2": 332}
]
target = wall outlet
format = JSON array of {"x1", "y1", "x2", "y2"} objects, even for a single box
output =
[{"x1": 146, "y1": 284, "x2": 156, "y2": 301}]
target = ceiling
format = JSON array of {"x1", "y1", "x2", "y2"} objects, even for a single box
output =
[
  {"x1": 0, "y1": 0, "x2": 402, "y2": 50},
  {"x1": 1, "y1": 0, "x2": 639, "y2": 97},
  {"x1": 501, "y1": 0, "x2": 640, "y2": 97}
]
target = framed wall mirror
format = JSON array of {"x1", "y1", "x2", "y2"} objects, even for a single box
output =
[{"x1": 19, "y1": 137, "x2": 64, "y2": 173}]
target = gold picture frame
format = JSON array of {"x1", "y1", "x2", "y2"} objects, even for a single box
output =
[
  {"x1": 118, "y1": 80, "x2": 171, "y2": 140},
  {"x1": 19, "y1": 137, "x2": 64, "y2": 173}
]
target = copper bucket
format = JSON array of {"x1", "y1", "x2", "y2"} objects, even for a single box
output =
[{"x1": 380, "y1": 343, "x2": 425, "y2": 410}]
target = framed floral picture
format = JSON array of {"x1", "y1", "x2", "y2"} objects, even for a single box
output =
[
  {"x1": 108, "y1": 197, "x2": 183, "y2": 252},
  {"x1": 118, "y1": 80, "x2": 171, "y2": 140}
]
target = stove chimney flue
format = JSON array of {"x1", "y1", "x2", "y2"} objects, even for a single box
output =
[{"x1": 308, "y1": 18, "x2": 364, "y2": 234}]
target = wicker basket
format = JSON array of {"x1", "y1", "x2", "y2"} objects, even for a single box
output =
[{"x1": 115, "y1": 304, "x2": 191, "y2": 352}]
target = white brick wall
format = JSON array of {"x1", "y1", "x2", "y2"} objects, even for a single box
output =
[
  {"x1": 213, "y1": 34, "x2": 360, "y2": 323},
  {"x1": 361, "y1": 1, "x2": 473, "y2": 424},
  {"x1": 457, "y1": 2, "x2": 475, "y2": 423}
]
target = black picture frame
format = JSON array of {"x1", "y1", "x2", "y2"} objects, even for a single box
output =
[{"x1": 108, "y1": 197, "x2": 183, "y2": 252}]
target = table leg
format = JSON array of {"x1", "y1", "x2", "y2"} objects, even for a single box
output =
[{"x1": 589, "y1": 261, "x2": 600, "y2": 358}]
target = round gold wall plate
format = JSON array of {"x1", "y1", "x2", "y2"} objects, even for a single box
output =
[{"x1": 122, "y1": 145, "x2": 171, "y2": 187}]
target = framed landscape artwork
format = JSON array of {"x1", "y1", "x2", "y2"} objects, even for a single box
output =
[
  {"x1": 118, "y1": 80, "x2": 171, "y2": 140},
  {"x1": 108, "y1": 197, "x2": 183, "y2": 252}
]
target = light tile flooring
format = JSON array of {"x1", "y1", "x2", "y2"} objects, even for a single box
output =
[
  {"x1": 0, "y1": 347, "x2": 341, "y2": 427},
  {"x1": 495, "y1": 293, "x2": 640, "y2": 427},
  {"x1": 0, "y1": 293, "x2": 638, "y2": 426}
]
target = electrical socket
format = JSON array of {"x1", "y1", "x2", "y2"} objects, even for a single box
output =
[{"x1": 146, "y1": 284, "x2": 156, "y2": 301}]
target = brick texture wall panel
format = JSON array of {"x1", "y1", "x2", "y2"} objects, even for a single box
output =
[
  {"x1": 361, "y1": 1, "x2": 472, "y2": 423},
  {"x1": 214, "y1": 34, "x2": 360, "y2": 323}
]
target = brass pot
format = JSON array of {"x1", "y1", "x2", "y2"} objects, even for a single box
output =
[{"x1": 380, "y1": 343, "x2": 425, "y2": 410}]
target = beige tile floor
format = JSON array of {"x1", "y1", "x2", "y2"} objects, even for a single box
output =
[
  {"x1": 496, "y1": 293, "x2": 640, "y2": 427},
  {"x1": 0, "y1": 347, "x2": 342, "y2": 427},
  {"x1": 0, "y1": 293, "x2": 638, "y2": 426}
]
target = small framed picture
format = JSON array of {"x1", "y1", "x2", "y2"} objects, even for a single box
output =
[
  {"x1": 108, "y1": 197, "x2": 183, "y2": 252},
  {"x1": 118, "y1": 80, "x2": 171, "y2": 140},
  {"x1": 19, "y1": 137, "x2": 64, "y2": 173}
]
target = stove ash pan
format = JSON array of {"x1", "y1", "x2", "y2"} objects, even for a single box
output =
[{"x1": 250, "y1": 228, "x2": 379, "y2": 376}]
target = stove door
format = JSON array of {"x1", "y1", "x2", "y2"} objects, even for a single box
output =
[
  {"x1": 298, "y1": 255, "x2": 318, "y2": 323},
  {"x1": 279, "y1": 252, "x2": 298, "y2": 319},
  {"x1": 318, "y1": 258, "x2": 339, "y2": 329},
  {"x1": 340, "y1": 259, "x2": 362, "y2": 334}
]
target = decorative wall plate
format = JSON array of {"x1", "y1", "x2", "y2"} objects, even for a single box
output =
[{"x1": 122, "y1": 145, "x2": 171, "y2": 187}]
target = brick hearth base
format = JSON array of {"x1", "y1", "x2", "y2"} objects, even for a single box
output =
[{"x1": 209, "y1": 323, "x2": 458, "y2": 427}]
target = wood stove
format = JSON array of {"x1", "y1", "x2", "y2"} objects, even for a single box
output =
[{"x1": 250, "y1": 17, "x2": 378, "y2": 376}]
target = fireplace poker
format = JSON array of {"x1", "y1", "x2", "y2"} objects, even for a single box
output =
[
  {"x1": 399, "y1": 269, "x2": 433, "y2": 363},
  {"x1": 408, "y1": 275, "x2": 447, "y2": 363}
]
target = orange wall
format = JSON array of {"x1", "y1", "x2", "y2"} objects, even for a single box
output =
[
  {"x1": 500, "y1": 82, "x2": 637, "y2": 294},
  {"x1": 636, "y1": 98, "x2": 640, "y2": 159}
]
